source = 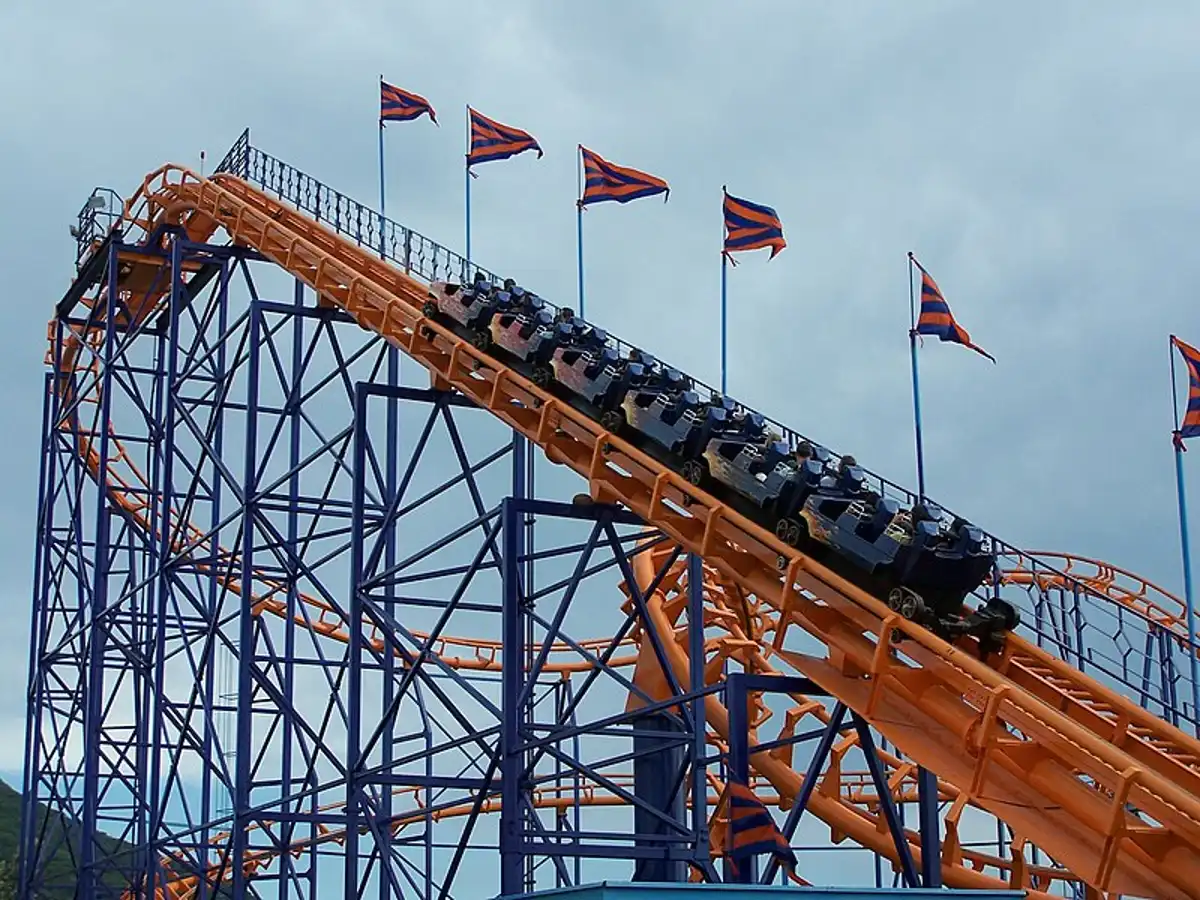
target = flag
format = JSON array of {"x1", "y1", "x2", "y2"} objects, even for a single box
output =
[
  {"x1": 468, "y1": 108, "x2": 542, "y2": 166},
  {"x1": 914, "y1": 265, "x2": 995, "y2": 363},
  {"x1": 725, "y1": 781, "x2": 798, "y2": 878},
  {"x1": 722, "y1": 189, "x2": 786, "y2": 261},
  {"x1": 579, "y1": 146, "x2": 669, "y2": 206},
  {"x1": 380, "y1": 81, "x2": 437, "y2": 124},
  {"x1": 1172, "y1": 335, "x2": 1200, "y2": 450}
]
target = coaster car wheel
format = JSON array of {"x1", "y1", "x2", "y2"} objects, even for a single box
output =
[
  {"x1": 532, "y1": 364, "x2": 554, "y2": 388},
  {"x1": 600, "y1": 408, "x2": 625, "y2": 434},
  {"x1": 681, "y1": 458, "x2": 707, "y2": 487},
  {"x1": 887, "y1": 587, "x2": 925, "y2": 621},
  {"x1": 775, "y1": 517, "x2": 804, "y2": 548}
]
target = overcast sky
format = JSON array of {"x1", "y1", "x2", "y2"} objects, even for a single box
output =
[{"x1": 2, "y1": 0, "x2": 1200, "y2": 888}]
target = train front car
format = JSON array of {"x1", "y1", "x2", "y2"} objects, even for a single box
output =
[
  {"x1": 778, "y1": 463, "x2": 1018, "y2": 657},
  {"x1": 887, "y1": 509, "x2": 1018, "y2": 655}
]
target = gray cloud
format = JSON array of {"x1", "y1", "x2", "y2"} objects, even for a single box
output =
[{"x1": 2, "y1": 0, "x2": 1200, "y2": 886}]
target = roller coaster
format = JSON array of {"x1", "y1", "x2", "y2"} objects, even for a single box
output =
[{"x1": 19, "y1": 129, "x2": 1200, "y2": 900}]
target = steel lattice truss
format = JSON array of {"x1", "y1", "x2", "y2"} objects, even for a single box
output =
[{"x1": 20, "y1": 132, "x2": 1200, "y2": 900}]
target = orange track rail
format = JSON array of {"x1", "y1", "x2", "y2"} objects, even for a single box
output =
[{"x1": 53, "y1": 163, "x2": 1200, "y2": 898}]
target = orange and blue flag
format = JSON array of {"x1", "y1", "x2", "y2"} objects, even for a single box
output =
[
  {"x1": 468, "y1": 108, "x2": 542, "y2": 166},
  {"x1": 380, "y1": 81, "x2": 437, "y2": 124},
  {"x1": 915, "y1": 266, "x2": 995, "y2": 363},
  {"x1": 725, "y1": 782, "x2": 797, "y2": 878},
  {"x1": 722, "y1": 189, "x2": 786, "y2": 261},
  {"x1": 1172, "y1": 335, "x2": 1200, "y2": 450},
  {"x1": 579, "y1": 146, "x2": 669, "y2": 207}
]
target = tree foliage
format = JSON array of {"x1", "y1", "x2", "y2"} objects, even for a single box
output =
[{"x1": 0, "y1": 855, "x2": 17, "y2": 900}]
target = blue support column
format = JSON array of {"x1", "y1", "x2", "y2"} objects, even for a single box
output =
[
  {"x1": 80, "y1": 241, "x2": 121, "y2": 900},
  {"x1": 144, "y1": 236, "x2": 187, "y2": 900},
  {"x1": 346, "y1": 381, "x2": 369, "y2": 900},
  {"x1": 281, "y1": 276, "x2": 304, "y2": 900},
  {"x1": 232, "y1": 295, "x2": 263, "y2": 900},
  {"x1": 917, "y1": 767, "x2": 942, "y2": 887},
  {"x1": 200, "y1": 258, "x2": 233, "y2": 900},
  {"x1": 631, "y1": 713, "x2": 687, "y2": 883},
  {"x1": 725, "y1": 671, "x2": 752, "y2": 884},
  {"x1": 500, "y1": 497, "x2": 526, "y2": 897}
]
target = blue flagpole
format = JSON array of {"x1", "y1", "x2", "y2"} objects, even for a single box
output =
[
  {"x1": 908, "y1": 252, "x2": 927, "y2": 500},
  {"x1": 721, "y1": 250, "x2": 728, "y2": 396},
  {"x1": 378, "y1": 117, "x2": 387, "y2": 258},
  {"x1": 1170, "y1": 336, "x2": 1200, "y2": 734},
  {"x1": 576, "y1": 148, "x2": 586, "y2": 319},
  {"x1": 465, "y1": 105, "x2": 472, "y2": 267},
  {"x1": 378, "y1": 76, "x2": 388, "y2": 261}
]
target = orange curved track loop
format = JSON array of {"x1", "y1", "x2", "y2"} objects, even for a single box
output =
[
  {"x1": 61, "y1": 162, "x2": 1200, "y2": 898},
  {"x1": 1000, "y1": 551, "x2": 1196, "y2": 640}
]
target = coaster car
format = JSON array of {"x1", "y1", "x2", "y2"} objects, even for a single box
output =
[
  {"x1": 622, "y1": 376, "x2": 727, "y2": 463},
  {"x1": 425, "y1": 274, "x2": 508, "y2": 348},
  {"x1": 484, "y1": 286, "x2": 564, "y2": 384}
]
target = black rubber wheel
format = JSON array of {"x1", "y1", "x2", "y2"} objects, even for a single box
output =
[
  {"x1": 532, "y1": 364, "x2": 554, "y2": 388},
  {"x1": 899, "y1": 591, "x2": 924, "y2": 621},
  {"x1": 887, "y1": 588, "x2": 904, "y2": 613},
  {"x1": 471, "y1": 329, "x2": 491, "y2": 351},
  {"x1": 422, "y1": 300, "x2": 438, "y2": 318},
  {"x1": 599, "y1": 409, "x2": 624, "y2": 434},
  {"x1": 774, "y1": 517, "x2": 803, "y2": 548},
  {"x1": 681, "y1": 459, "x2": 705, "y2": 486},
  {"x1": 986, "y1": 598, "x2": 1020, "y2": 631}
]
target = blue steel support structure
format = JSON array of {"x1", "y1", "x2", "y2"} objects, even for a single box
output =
[
  {"x1": 498, "y1": 499, "x2": 704, "y2": 895},
  {"x1": 722, "y1": 674, "x2": 935, "y2": 889},
  {"x1": 23, "y1": 128, "x2": 1200, "y2": 900}
]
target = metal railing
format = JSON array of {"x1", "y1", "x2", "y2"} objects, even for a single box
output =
[{"x1": 70, "y1": 187, "x2": 123, "y2": 267}]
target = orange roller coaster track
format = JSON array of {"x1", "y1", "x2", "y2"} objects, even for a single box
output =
[{"x1": 24, "y1": 144, "x2": 1200, "y2": 900}]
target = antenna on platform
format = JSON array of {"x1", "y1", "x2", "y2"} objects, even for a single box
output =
[{"x1": 200, "y1": 149, "x2": 206, "y2": 177}]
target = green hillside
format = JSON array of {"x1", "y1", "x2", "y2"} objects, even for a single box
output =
[
  {"x1": 0, "y1": 778, "x2": 136, "y2": 900},
  {"x1": 0, "y1": 780, "x2": 21, "y2": 899}
]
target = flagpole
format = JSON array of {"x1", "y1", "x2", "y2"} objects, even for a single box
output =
[
  {"x1": 908, "y1": 252, "x2": 927, "y2": 500},
  {"x1": 463, "y1": 105, "x2": 472, "y2": 269},
  {"x1": 1170, "y1": 336, "x2": 1200, "y2": 734},
  {"x1": 721, "y1": 251, "x2": 729, "y2": 396},
  {"x1": 378, "y1": 76, "x2": 387, "y2": 261},
  {"x1": 576, "y1": 147, "x2": 586, "y2": 319}
]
